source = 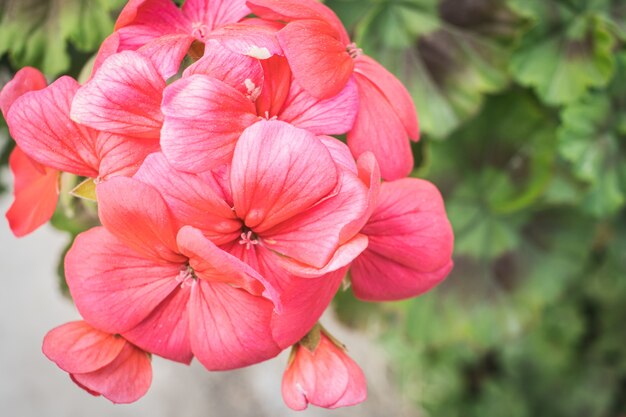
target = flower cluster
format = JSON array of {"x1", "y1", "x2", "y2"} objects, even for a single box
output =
[{"x1": 1, "y1": 0, "x2": 454, "y2": 409}]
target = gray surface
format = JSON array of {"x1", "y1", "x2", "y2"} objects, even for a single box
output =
[{"x1": 0, "y1": 191, "x2": 417, "y2": 416}]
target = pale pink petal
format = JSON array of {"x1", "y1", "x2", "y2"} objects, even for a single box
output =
[
  {"x1": 183, "y1": 0, "x2": 250, "y2": 32},
  {"x1": 246, "y1": 0, "x2": 350, "y2": 45},
  {"x1": 115, "y1": 0, "x2": 190, "y2": 50},
  {"x1": 66, "y1": 227, "x2": 183, "y2": 334},
  {"x1": 161, "y1": 74, "x2": 258, "y2": 172},
  {"x1": 71, "y1": 51, "x2": 165, "y2": 139},
  {"x1": 0, "y1": 67, "x2": 47, "y2": 117},
  {"x1": 255, "y1": 55, "x2": 291, "y2": 117},
  {"x1": 351, "y1": 178, "x2": 454, "y2": 301},
  {"x1": 96, "y1": 133, "x2": 159, "y2": 179},
  {"x1": 231, "y1": 120, "x2": 338, "y2": 232},
  {"x1": 42, "y1": 321, "x2": 126, "y2": 374},
  {"x1": 275, "y1": 234, "x2": 368, "y2": 278},
  {"x1": 261, "y1": 172, "x2": 368, "y2": 268},
  {"x1": 96, "y1": 177, "x2": 185, "y2": 263},
  {"x1": 184, "y1": 39, "x2": 264, "y2": 100},
  {"x1": 355, "y1": 55, "x2": 419, "y2": 140},
  {"x1": 339, "y1": 152, "x2": 380, "y2": 238},
  {"x1": 279, "y1": 76, "x2": 358, "y2": 135},
  {"x1": 91, "y1": 33, "x2": 121, "y2": 78},
  {"x1": 6, "y1": 147, "x2": 59, "y2": 237},
  {"x1": 122, "y1": 285, "x2": 193, "y2": 364},
  {"x1": 208, "y1": 23, "x2": 283, "y2": 59},
  {"x1": 134, "y1": 153, "x2": 241, "y2": 244},
  {"x1": 137, "y1": 34, "x2": 195, "y2": 79},
  {"x1": 72, "y1": 343, "x2": 152, "y2": 404},
  {"x1": 7, "y1": 77, "x2": 99, "y2": 177},
  {"x1": 177, "y1": 226, "x2": 281, "y2": 306},
  {"x1": 189, "y1": 279, "x2": 280, "y2": 370},
  {"x1": 282, "y1": 334, "x2": 366, "y2": 410},
  {"x1": 277, "y1": 19, "x2": 353, "y2": 99},
  {"x1": 348, "y1": 73, "x2": 413, "y2": 180}
]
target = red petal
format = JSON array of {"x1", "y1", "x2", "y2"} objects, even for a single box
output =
[
  {"x1": 95, "y1": 133, "x2": 160, "y2": 179},
  {"x1": 348, "y1": 74, "x2": 413, "y2": 180},
  {"x1": 277, "y1": 19, "x2": 353, "y2": 99},
  {"x1": 182, "y1": 0, "x2": 250, "y2": 32},
  {"x1": 42, "y1": 321, "x2": 126, "y2": 374},
  {"x1": 115, "y1": 0, "x2": 190, "y2": 48},
  {"x1": 6, "y1": 147, "x2": 58, "y2": 237},
  {"x1": 0, "y1": 67, "x2": 47, "y2": 117},
  {"x1": 72, "y1": 343, "x2": 152, "y2": 404}
]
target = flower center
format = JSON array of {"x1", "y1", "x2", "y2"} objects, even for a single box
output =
[
  {"x1": 346, "y1": 42, "x2": 363, "y2": 59},
  {"x1": 176, "y1": 264, "x2": 197, "y2": 288},
  {"x1": 238, "y1": 230, "x2": 259, "y2": 250},
  {"x1": 191, "y1": 23, "x2": 210, "y2": 40}
]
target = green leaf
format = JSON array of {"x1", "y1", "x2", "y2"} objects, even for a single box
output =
[
  {"x1": 0, "y1": 0, "x2": 119, "y2": 76},
  {"x1": 509, "y1": 11, "x2": 616, "y2": 106}
]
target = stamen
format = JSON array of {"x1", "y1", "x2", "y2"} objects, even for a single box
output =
[
  {"x1": 238, "y1": 230, "x2": 259, "y2": 250},
  {"x1": 176, "y1": 265, "x2": 196, "y2": 288},
  {"x1": 346, "y1": 42, "x2": 363, "y2": 59},
  {"x1": 191, "y1": 23, "x2": 209, "y2": 40}
]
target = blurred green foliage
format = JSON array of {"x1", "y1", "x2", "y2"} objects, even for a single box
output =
[
  {"x1": 0, "y1": 0, "x2": 625, "y2": 415},
  {"x1": 328, "y1": 0, "x2": 626, "y2": 415}
]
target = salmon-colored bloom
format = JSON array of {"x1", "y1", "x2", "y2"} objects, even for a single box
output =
[
  {"x1": 43, "y1": 321, "x2": 152, "y2": 404},
  {"x1": 282, "y1": 326, "x2": 366, "y2": 410}
]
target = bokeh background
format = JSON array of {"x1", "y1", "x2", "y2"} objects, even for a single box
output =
[{"x1": 1, "y1": 0, "x2": 625, "y2": 416}]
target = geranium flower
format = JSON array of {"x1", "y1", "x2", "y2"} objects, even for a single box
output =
[
  {"x1": 0, "y1": 67, "x2": 58, "y2": 237},
  {"x1": 246, "y1": 0, "x2": 420, "y2": 180},
  {"x1": 281, "y1": 325, "x2": 367, "y2": 410},
  {"x1": 43, "y1": 320, "x2": 152, "y2": 404}
]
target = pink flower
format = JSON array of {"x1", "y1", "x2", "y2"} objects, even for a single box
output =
[
  {"x1": 247, "y1": 0, "x2": 420, "y2": 180},
  {"x1": 43, "y1": 321, "x2": 152, "y2": 404},
  {"x1": 282, "y1": 326, "x2": 367, "y2": 410},
  {"x1": 160, "y1": 42, "x2": 358, "y2": 172},
  {"x1": 351, "y1": 178, "x2": 454, "y2": 301},
  {"x1": 0, "y1": 67, "x2": 59, "y2": 237},
  {"x1": 66, "y1": 176, "x2": 284, "y2": 370},
  {"x1": 132, "y1": 120, "x2": 371, "y2": 347}
]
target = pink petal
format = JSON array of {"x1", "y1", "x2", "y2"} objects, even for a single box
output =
[
  {"x1": 339, "y1": 151, "x2": 380, "y2": 238},
  {"x1": 279, "y1": 76, "x2": 358, "y2": 135},
  {"x1": 122, "y1": 285, "x2": 193, "y2": 364},
  {"x1": 134, "y1": 153, "x2": 241, "y2": 245},
  {"x1": 7, "y1": 77, "x2": 99, "y2": 177},
  {"x1": 221, "y1": 243, "x2": 343, "y2": 348},
  {"x1": 231, "y1": 120, "x2": 338, "y2": 232},
  {"x1": 115, "y1": 0, "x2": 191, "y2": 49},
  {"x1": 208, "y1": 22, "x2": 283, "y2": 58},
  {"x1": 189, "y1": 279, "x2": 280, "y2": 370},
  {"x1": 261, "y1": 172, "x2": 368, "y2": 268},
  {"x1": 0, "y1": 67, "x2": 47, "y2": 117},
  {"x1": 355, "y1": 55, "x2": 419, "y2": 140},
  {"x1": 277, "y1": 19, "x2": 353, "y2": 99},
  {"x1": 96, "y1": 177, "x2": 185, "y2": 263},
  {"x1": 95, "y1": 133, "x2": 160, "y2": 179},
  {"x1": 351, "y1": 178, "x2": 454, "y2": 301},
  {"x1": 318, "y1": 135, "x2": 358, "y2": 175},
  {"x1": 177, "y1": 226, "x2": 281, "y2": 307},
  {"x1": 255, "y1": 55, "x2": 291, "y2": 117},
  {"x1": 6, "y1": 147, "x2": 59, "y2": 237},
  {"x1": 42, "y1": 321, "x2": 126, "y2": 374},
  {"x1": 161, "y1": 74, "x2": 258, "y2": 172},
  {"x1": 182, "y1": 0, "x2": 250, "y2": 33},
  {"x1": 137, "y1": 34, "x2": 195, "y2": 79},
  {"x1": 72, "y1": 343, "x2": 152, "y2": 404},
  {"x1": 71, "y1": 51, "x2": 165, "y2": 139},
  {"x1": 348, "y1": 73, "x2": 413, "y2": 180},
  {"x1": 275, "y1": 234, "x2": 368, "y2": 278},
  {"x1": 282, "y1": 333, "x2": 366, "y2": 410},
  {"x1": 90, "y1": 33, "x2": 121, "y2": 78},
  {"x1": 184, "y1": 39, "x2": 264, "y2": 100},
  {"x1": 246, "y1": 0, "x2": 350, "y2": 45},
  {"x1": 65, "y1": 227, "x2": 183, "y2": 334}
]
